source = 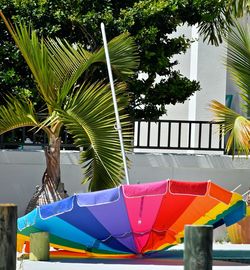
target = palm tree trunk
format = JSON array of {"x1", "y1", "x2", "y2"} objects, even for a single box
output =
[{"x1": 25, "y1": 136, "x2": 68, "y2": 214}]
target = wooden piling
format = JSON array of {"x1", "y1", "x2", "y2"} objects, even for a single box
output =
[
  {"x1": 184, "y1": 225, "x2": 213, "y2": 270},
  {"x1": 0, "y1": 204, "x2": 17, "y2": 270},
  {"x1": 29, "y1": 232, "x2": 49, "y2": 261}
]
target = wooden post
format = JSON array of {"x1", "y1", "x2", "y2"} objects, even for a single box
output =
[
  {"x1": 0, "y1": 204, "x2": 17, "y2": 270},
  {"x1": 29, "y1": 232, "x2": 49, "y2": 261},
  {"x1": 184, "y1": 225, "x2": 213, "y2": 270}
]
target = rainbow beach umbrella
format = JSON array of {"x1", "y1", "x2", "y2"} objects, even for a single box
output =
[{"x1": 17, "y1": 179, "x2": 246, "y2": 258}]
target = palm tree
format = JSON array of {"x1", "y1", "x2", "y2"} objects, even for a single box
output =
[
  {"x1": 198, "y1": 0, "x2": 250, "y2": 46},
  {"x1": 0, "y1": 12, "x2": 138, "y2": 213},
  {"x1": 210, "y1": 21, "x2": 250, "y2": 156}
]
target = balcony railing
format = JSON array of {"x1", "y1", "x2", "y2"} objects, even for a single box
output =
[
  {"x1": 0, "y1": 120, "x2": 225, "y2": 152},
  {"x1": 0, "y1": 128, "x2": 77, "y2": 150},
  {"x1": 133, "y1": 120, "x2": 224, "y2": 152}
]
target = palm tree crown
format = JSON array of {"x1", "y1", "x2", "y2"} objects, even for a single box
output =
[
  {"x1": 210, "y1": 22, "x2": 250, "y2": 156},
  {"x1": 0, "y1": 11, "x2": 139, "y2": 197}
]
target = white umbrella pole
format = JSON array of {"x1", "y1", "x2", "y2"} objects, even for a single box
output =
[{"x1": 100, "y1": 23, "x2": 130, "y2": 185}]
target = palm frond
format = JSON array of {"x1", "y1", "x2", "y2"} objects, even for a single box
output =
[
  {"x1": 57, "y1": 81, "x2": 133, "y2": 191},
  {"x1": 46, "y1": 33, "x2": 139, "y2": 105},
  {"x1": 93, "y1": 33, "x2": 139, "y2": 78},
  {"x1": 226, "y1": 22, "x2": 250, "y2": 112},
  {"x1": 0, "y1": 95, "x2": 40, "y2": 135},
  {"x1": 197, "y1": 0, "x2": 250, "y2": 46},
  {"x1": 226, "y1": 0, "x2": 250, "y2": 17},
  {"x1": 210, "y1": 100, "x2": 250, "y2": 156},
  {"x1": 0, "y1": 12, "x2": 58, "y2": 108},
  {"x1": 198, "y1": 12, "x2": 232, "y2": 46},
  {"x1": 46, "y1": 38, "x2": 92, "y2": 88}
]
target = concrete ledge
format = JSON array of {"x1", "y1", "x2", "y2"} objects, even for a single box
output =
[{"x1": 165, "y1": 244, "x2": 250, "y2": 263}]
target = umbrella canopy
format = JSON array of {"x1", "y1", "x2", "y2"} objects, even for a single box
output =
[{"x1": 17, "y1": 180, "x2": 246, "y2": 258}]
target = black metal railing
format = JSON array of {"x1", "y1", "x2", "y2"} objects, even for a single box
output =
[
  {"x1": 0, "y1": 127, "x2": 77, "y2": 150},
  {"x1": 134, "y1": 120, "x2": 224, "y2": 152},
  {"x1": 0, "y1": 120, "x2": 225, "y2": 152}
]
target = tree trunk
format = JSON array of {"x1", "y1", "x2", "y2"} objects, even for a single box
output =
[{"x1": 25, "y1": 136, "x2": 68, "y2": 214}]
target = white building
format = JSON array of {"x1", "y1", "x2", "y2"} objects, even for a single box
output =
[{"x1": 167, "y1": 16, "x2": 249, "y2": 121}]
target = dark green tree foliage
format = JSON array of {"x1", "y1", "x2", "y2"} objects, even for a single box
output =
[{"x1": 0, "y1": 0, "x2": 248, "y2": 119}]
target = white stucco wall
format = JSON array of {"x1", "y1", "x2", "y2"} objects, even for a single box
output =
[{"x1": 0, "y1": 150, "x2": 249, "y2": 217}]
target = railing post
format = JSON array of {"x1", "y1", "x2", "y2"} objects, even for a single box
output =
[
  {"x1": 184, "y1": 225, "x2": 213, "y2": 270},
  {"x1": 147, "y1": 121, "x2": 151, "y2": 147},
  {"x1": 29, "y1": 232, "x2": 50, "y2": 261},
  {"x1": 137, "y1": 121, "x2": 141, "y2": 147},
  {"x1": 0, "y1": 204, "x2": 17, "y2": 270},
  {"x1": 157, "y1": 121, "x2": 161, "y2": 148},
  {"x1": 0, "y1": 134, "x2": 3, "y2": 149}
]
